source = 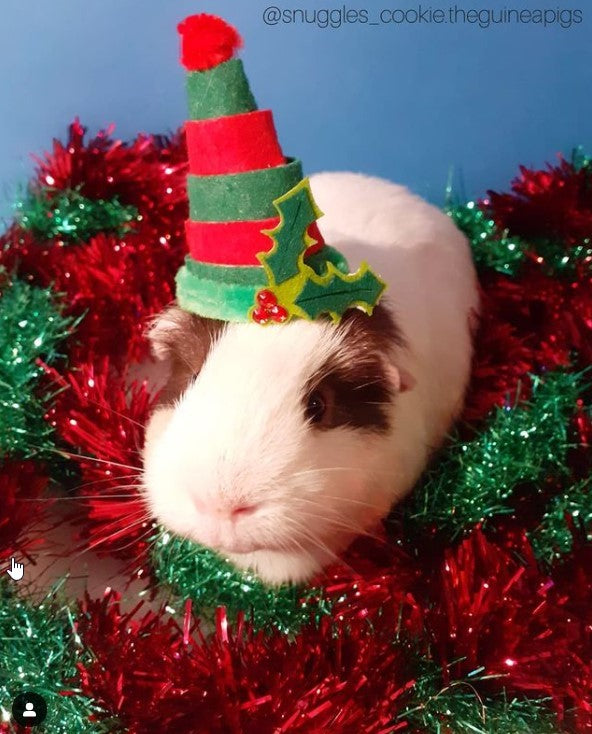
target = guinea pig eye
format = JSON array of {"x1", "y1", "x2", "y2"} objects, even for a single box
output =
[{"x1": 305, "y1": 390, "x2": 327, "y2": 424}]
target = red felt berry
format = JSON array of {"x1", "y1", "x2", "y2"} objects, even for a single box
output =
[
  {"x1": 257, "y1": 289, "x2": 278, "y2": 308},
  {"x1": 270, "y1": 305, "x2": 289, "y2": 322},
  {"x1": 252, "y1": 307, "x2": 270, "y2": 324},
  {"x1": 177, "y1": 14, "x2": 243, "y2": 71}
]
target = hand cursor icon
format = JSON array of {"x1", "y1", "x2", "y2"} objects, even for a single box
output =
[{"x1": 6, "y1": 558, "x2": 24, "y2": 582}]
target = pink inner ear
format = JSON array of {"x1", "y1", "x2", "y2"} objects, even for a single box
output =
[
  {"x1": 386, "y1": 363, "x2": 415, "y2": 393},
  {"x1": 399, "y1": 367, "x2": 416, "y2": 393}
]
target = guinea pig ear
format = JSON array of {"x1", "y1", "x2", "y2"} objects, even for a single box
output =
[
  {"x1": 146, "y1": 305, "x2": 195, "y2": 362},
  {"x1": 341, "y1": 303, "x2": 415, "y2": 394},
  {"x1": 384, "y1": 362, "x2": 415, "y2": 393}
]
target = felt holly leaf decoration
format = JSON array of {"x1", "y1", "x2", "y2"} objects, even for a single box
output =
[
  {"x1": 294, "y1": 264, "x2": 386, "y2": 320},
  {"x1": 253, "y1": 179, "x2": 386, "y2": 324},
  {"x1": 259, "y1": 179, "x2": 321, "y2": 285}
]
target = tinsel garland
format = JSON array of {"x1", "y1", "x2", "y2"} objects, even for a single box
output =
[
  {"x1": 0, "y1": 273, "x2": 73, "y2": 458},
  {"x1": 485, "y1": 153, "x2": 592, "y2": 248},
  {"x1": 423, "y1": 530, "x2": 592, "y2": 730},
  {"x1": 531, "y1": 479, "x2": 592, "y2": 562},
  {"x1": 0, "y1": 120, "x2": 188, "y2": 366},
  {"x1": 75, "y1": 589, "x2": 569, "y2": 734},
  {"x1": 404, "y1": 370, "x2": 585, "y2": 540},
  {"x1": 0, "y1": 126, "x2": 591, "y2": 732},
  {"x1": 44, "y1": 359, "x2": 155, "y2": 561},
  {"x1": 449, "y1": 150, "x2": 592, "y2": 279},
  {"x1": 15, "y1": 188, "x2": 138, "y2": 242},
  {"x1": 2, "y1": 537, "x2": 585, "y2": 733},
  {"x1": 0, "y1": 582, "x2": 115, "y2": 733},
  {"x1": 0, "y1": 462, "x2": 48, "y2": 561},
  {"x1": 150, "y1": 530, "x2": 330, "y2": 634}
]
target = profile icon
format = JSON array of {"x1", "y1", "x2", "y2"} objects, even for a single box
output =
[
  {"x1": 23, "y1": 701, "x2": 37, "y2": 718},
  {"x1": 11, "y1": 691, "x2": 48, "y2": 726}
]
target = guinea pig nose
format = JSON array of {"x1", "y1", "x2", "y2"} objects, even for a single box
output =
[{"x1": 230, "y1": 504, "x2": 258, "y2": 519}]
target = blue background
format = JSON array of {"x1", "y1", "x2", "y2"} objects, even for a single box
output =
[{"x1": 0, "y1": 0, "x2": 590, "y2": 222}]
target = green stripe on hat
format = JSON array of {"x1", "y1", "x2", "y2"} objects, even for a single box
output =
[
  {"x1": 175, "y1": 247, "x2": 352, "y2": 323},
  {"x1": 187, "y1": 159, "x2": 304, "y2": 222},
  {"x1": 183, "y1": 256, "x2": 267, "y2": 285},
  {"x1": 176, "y1": 257, "x2": 265, "y2": 321},
  {"x1": 187, "y1": 59, "x2": 257, "y2": 120}
]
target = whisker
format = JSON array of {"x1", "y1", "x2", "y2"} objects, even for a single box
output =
[
  {"x1": 279, "y1": 517, "x2": 324, "y2": 567},
  {"x1": 352, "y1": 377, "x2": 386, "y2": 391},
  {"x1": 80, "y1": 395, "x2": 147, "y2": 430},
  {"x1": 69, "y1": 512, "x2": 153, "y2": 560},
  {"x1": 18, "y1": 493, "x2": 144, "y2": 502},
  {"x1": 277, "y1": 530, "x2": 321, "y2": 577},
  {"x1": 295, "y1": 502, "x2": 369, "y2": 528},
  {"x1": 282, "y1": 517, "x2": 359, "y2": 577},
  {"x1": 302, "y1": 533, "x2": 359, "y2": 578},
  {"x1": 103, "y1": 524, "x2": 156, "y2": 555},
  {"x1": 292, "y1": 506, "x2": 387, "y2": 546},
  {"x1": 43, "y1": 447, "x2": 141, "y2": 473},
  {"x1": 290, "y1": 466, "x2": 396, "y2": 480},
  {"x1": 296, "y1": 494, "x2": 386, "y2": 511},
  {"x1": 67, "y1": 472, "x2": 144, "y2": 493}
]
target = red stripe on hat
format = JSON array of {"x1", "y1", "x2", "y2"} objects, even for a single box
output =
[
  {"x1": 186, "y1": 219, "x2": 325, "y2": 266},
  {"x1": 185, "y1": 110, "x2": 285, "y2": 175},
  {"x1": 186, "y1": 218, "x2": 277, "y2": 265}
]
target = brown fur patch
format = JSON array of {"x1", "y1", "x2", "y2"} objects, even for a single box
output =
[
  {"x1": 150, "y1": 302, "x2": 403, "y2": 430},
  {"x1": 304, "y1": 303, "x2": 404, "y2": 433},
  {"x1": 148, "y1": 305, "x2": 225, "y2": 405}
]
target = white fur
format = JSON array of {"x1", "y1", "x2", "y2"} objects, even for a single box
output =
[{"x1": 143, "y1": 173, "x2": 479, "y2": 585}]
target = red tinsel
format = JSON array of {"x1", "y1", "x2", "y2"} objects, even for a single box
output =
[
  {"x1": 32, "y1": 119, "x2": 186, "y2": 214},
  {"x1": 318, "y1": 534, "x2": 425, "y2": 637},
  {"x1": 0, "y1": 121, "x2": 188, "y2": 366},
  {"x1": 426, "y1": 529, "x2": 592, "y2": 730},
  {"x1": 76, "y1": 592, "x2": 415, "y2": 734},
  {"x1": 461, "y1": 155, "x2": 592, "y2": 424},
  {"x1": 462, "y1": 290, "x2": 535, "y2": 422},
  {"x1": 483, "y1": 268, "x2": 591, "y2": 368},
  {"x1": 43, "y1": 358, "x2": 155, "y2": 562},
  {"x1": 463, "y1": 264, "x2": 592, "y2": 423},
  {"x1": 0, "y1": 461, "x2": 48, "y2": 560},
  {"x1": 486, "y1": 156, "x2": 592, "y2": 246}
]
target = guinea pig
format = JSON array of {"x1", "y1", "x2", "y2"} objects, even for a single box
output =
[{"x1": 142, "y1": 172, "x2": 480, "y2": 585}]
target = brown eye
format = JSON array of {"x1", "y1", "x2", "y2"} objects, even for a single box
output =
[{"x1": 305, "y1": 390, "x2": 326, "y2": 424}]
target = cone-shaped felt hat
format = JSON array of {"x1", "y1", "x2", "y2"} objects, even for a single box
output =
[{"x1": 176, "y1": 14, "x2": 385, "y2": 324}]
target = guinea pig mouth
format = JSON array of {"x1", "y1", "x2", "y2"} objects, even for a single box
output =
[
  {"x1": 207, "y1": 535, "x2": 267, "y2": 555},
  {"x1": 217, "y1": 540, "x2": 263, "y2": 554}
]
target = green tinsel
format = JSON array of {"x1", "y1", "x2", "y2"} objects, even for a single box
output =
[
  {"x1": 0, "y1": 274, "x2": 73, "y2": 458},
  {"x1": 396, "y1": 658, "x2": 559, "y2": 732},
  {"x1": 530, "y1": 479, "x2": 592, "y2": 563},
  {"x1": 447, "y1": 201, "x2": 592, "y2": 277},
  {"x1": 524, "y1": 237, "x2": 592, "y2": 276},
  {"x1": 403, "y1": 684, "x2": 558, "y2": 734},
  {"x1": 447, "y1": 201, "x2": 528, "y2": 276},
  {"x1": 405, "y1": 371, "x2": 582, "y2": 540},
  {"x1": 0, "y1": 581, "x2": 118, "y2": 733},
  {"x1": 151, "y1": 530, "x2": 331, "y2": 633},
  {"x1": 571, "y1": 145, "x2": 591, "y2": 172},
  {"x1": 15, "y1": 188, "x2": 138, "y2": 242}
]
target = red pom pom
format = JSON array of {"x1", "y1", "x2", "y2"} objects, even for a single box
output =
[{"x1": 177, "y1": 14, "x2": 243, "y2": 71}]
